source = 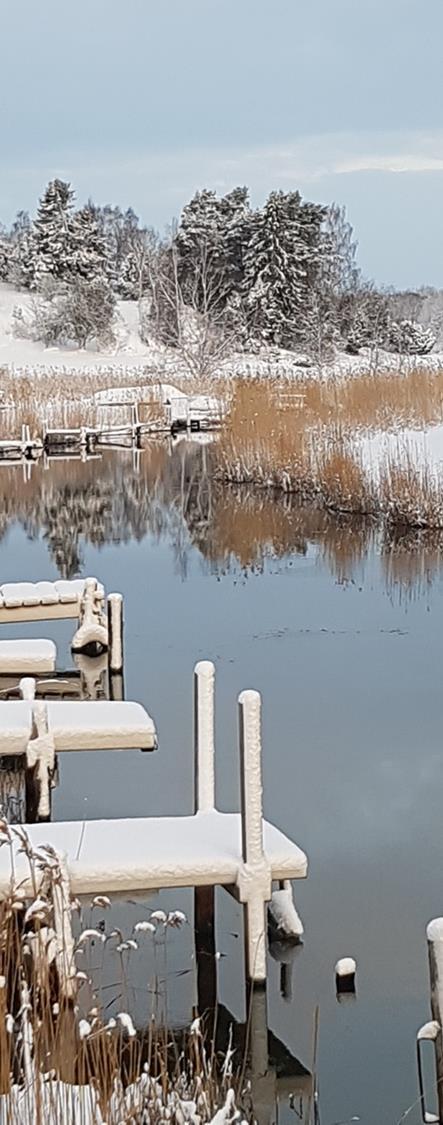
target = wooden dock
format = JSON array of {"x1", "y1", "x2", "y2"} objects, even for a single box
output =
[
  {"x1": 0, "y1": 384, "x2": 227, "y2": 462},
  {"x1": 0, "y1": 424, "x2": 42, "y2": 460},
  {"x1": 0, "y1": 660, "x2": 307, "y2": 982}
]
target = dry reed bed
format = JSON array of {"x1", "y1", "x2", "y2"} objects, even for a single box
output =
[
  {"x1": 0, "y1": 827, "x2": 250, "y2": 1124},
  {"x1": 6, "y1": 360, "x2": 443, "y2": 435},
  {"x1": 215, "y1": 380, "x2": 443, "y2": 530},
  {"x1": 4, "y1": 362, "x2": 443, "y2": 527},
  {"x1": 0, "y1": 366, "x2": 233, "y2": 437}
]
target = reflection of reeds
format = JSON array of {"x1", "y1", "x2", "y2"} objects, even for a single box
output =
[
  {"x1": 380, "y1": 455, "x2": 443, "y2": 529},
  {"x1": 380, "y1": 522, "x2": 443, "y2": 603},
  {"x1": 198, "y1": 485, "x2": 375, "y2": 582}
]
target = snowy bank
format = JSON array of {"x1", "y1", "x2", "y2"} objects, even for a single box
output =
[{"x1": 1, "y1": 283, "x2": 442, "y2": 383}]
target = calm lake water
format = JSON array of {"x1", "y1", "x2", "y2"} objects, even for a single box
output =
[{"x1": 1, "y1": 440, "x2": 443, "y2": 1124}]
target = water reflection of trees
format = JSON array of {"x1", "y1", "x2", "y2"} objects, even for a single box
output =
[{"x1": 0, "y1": 443, "x2": 442, "y2": 597}]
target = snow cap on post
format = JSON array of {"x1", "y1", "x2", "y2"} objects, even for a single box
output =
[{"x1": 335, "y1": 957, "x2": 357, "y2": 997}]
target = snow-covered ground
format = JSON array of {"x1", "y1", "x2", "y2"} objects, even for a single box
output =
[
  {"x1": 0, "y1": 282, "x2": 165, "y2": 373},
  {"x1": 1, "y1": 282, "x2": 443, "y2": 382}
]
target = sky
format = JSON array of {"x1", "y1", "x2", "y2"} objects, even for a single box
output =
[{"x1": 1, "y1": 0, "x2": 443, "y2": 289}]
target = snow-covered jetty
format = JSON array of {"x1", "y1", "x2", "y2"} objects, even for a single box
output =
[
  {"x1": 0, "y1": 660, "x2": 307, "y2": 983},
  {"x1": 0, "y1": 578, "x2": 123, "y2": 673}
]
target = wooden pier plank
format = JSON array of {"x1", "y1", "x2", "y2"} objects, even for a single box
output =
[
  {"x1": 0, "y1": 700, "x2": 156, "y2": 753},
  {"x1": 0, "y1": 811, "x2": 307, "y2": 897}
]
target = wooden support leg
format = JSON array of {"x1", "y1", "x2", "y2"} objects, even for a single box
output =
[
  {"x1": 246, "y1": 984, "x2": 274, "y2": 1125},
  {"x1": 109, "y1": 671, "x2": 124, "y2": 701},
  {"x1": 0, "y1": 758, "x2": 26, "y2": 823},
  {"x1": 194, "y1": 885, "x2": 216, "y2": 1016},
  {"x1": 244, "y1": 892, "x2": 268, "y2": 986},
  {"x1": 25, "y1": 701, "x2": 55, "y2": 823}
]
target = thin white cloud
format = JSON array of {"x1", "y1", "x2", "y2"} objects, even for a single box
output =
[
  {"x1": 3, "y1": 129, "x2": 443, "y2": 226},
  {"x1": 335, "y1": 153, "x2": 443, "y2": 175}
]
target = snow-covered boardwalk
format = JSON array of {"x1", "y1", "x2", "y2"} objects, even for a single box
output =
[
  {"x1": 0, "y1": 577, "x2": 104, "y2": 623},
  {"x1": 0, "y1": 663, "x2": 308, "y2": 982},
  {"x1": 0, "y1": 578, "x2": 124, "y2": 674}
]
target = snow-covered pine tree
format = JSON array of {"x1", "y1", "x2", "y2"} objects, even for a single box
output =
[
  {"x1": 388, "y1": 319, "x2": 436, "y2": 355},
  {"x1": 174, "y1": 189, "x2": 225, "y2": 309},
  {"x1": 174, "y1": 187, "x2": 252, "y2": 323},
  {"x1": 7, "y1": 212, "x2": 34, "y2": 289},
  {"x1": 70, "y1": 203, "x2": 108, "y2": 282},
  {"x1": 293, "y1": 199, "x2": 328, "y2": 348},
  {"x1": 0, "y1": 227, "x2": 9, "y2": 280},
  {"x1": 30, "y1": 179, "x2": 75, "y2": 289},
  {"x1": 219, "y1": 186, "x2": 251, "y2": 297},
  {"x1": 243, "y1": 191, "x2": 309, "y2": 348}
]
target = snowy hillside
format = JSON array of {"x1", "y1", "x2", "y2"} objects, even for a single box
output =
[
  {"x1": 1, "y1": 282, "x2": 443, "y2": 384},
  {"x1": 0, "y1": 283, "x2": 156, "y2": 371}
]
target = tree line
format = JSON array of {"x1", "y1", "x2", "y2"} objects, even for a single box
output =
[{"x1": 0, "y1": 178, "x2": 438, "y2": 361}]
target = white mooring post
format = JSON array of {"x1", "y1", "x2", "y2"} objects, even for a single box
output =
[
  {"x1": 420, "y1": 918, "x2": 443, "y2": 1123},
  {"x1": 238, "y1": 689, "x2": 272, "y2": 984},
  {"x1": 194, "y1": 660, "x2": 215, "y2": 814},
  {"x1": 107, "y1": 593, "x2": 124, "y2": 674}
]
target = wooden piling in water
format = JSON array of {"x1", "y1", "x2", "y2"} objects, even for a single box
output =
[{"x1": 194, "y1": 661, "x2": 217, "y2": 1010}]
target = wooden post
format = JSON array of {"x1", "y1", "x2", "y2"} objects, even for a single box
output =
[
  {"x1": 25, "y1": 701, "x2": 55, "y2": 823},
  {"x1": 0, "y1": 757, "x2": 26, "y2": 823},
  {"x1": 19, "y1": 677, "x2": 36, "y2": 700},
  {"x1": 194, "y1": 884, "x2": 217, "y2": 1016},
  {"x1": 194, "y1": 660, "x2": 215, "y2": 814},
  {"x1": 426, "y1": 918, "x2": 443, "y2": 1122},
  {"x1": 238, "y1": 690, "x2": 272, "y2": 985},
  {"x1": 107, "y1": 593, "x2": 124, "y2": 674},
  {"x1": 247, "y1": 984, "x2": 274, "y2": 1125},
  {"x1": 194, "y1": 661, "x2": 216, "y2": 1014},
  {"x1": 109, "y1": 672, "x2": 124, "y2": 701},
  {"x1": 133, "y1": 402, "x2": 141, "y2": 445}
]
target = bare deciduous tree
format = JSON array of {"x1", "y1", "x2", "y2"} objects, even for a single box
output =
[{"x1": 141, "y1": 238, "x2": 241, "y2": 378}]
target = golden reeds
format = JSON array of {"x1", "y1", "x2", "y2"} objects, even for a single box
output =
[{"x1": 216, "y1": 378, "x2": 443, "y2": 529}]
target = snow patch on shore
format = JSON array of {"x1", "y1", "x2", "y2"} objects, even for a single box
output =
[{"x1": 355, "y1": 423, "x2": 443, "y2": 481}]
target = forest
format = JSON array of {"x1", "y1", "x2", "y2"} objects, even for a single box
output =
[{"x1": 0, "y1": 179, "x2": 439, "y2": 363}]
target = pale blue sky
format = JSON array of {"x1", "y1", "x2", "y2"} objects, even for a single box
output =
[{"x1": 1, "y1": 0, "x2": 442, "y2": 287}]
